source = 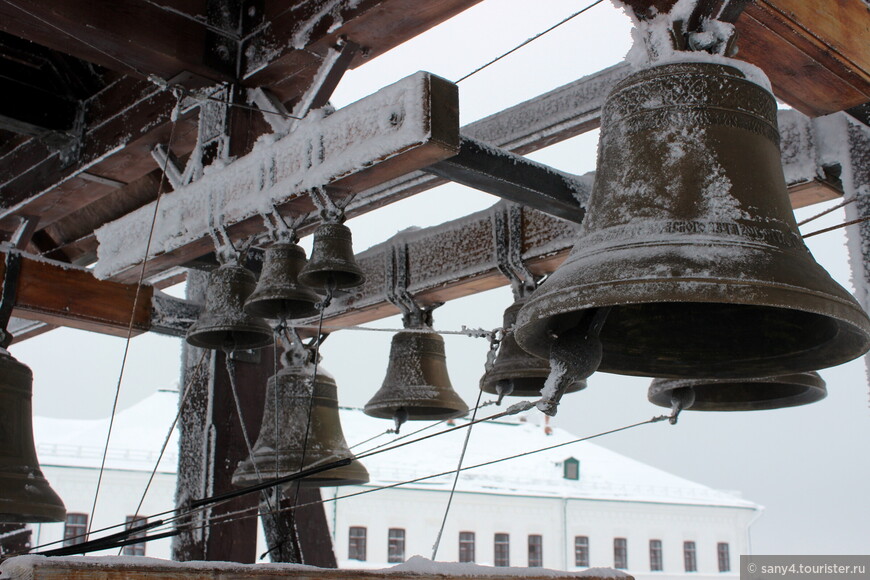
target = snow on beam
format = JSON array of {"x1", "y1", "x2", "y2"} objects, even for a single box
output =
[
  {"x1": 0, "y1": 555, "x2": 634, "y2": 580},
  {"x1": 93, "y1": 72, "x2": 460, "y2": 283}
]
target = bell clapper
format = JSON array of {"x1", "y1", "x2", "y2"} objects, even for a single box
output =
[
  {"x1": 537, "y1": 307, "x2": 611, "y2": 416},
  {"x1": 495, "y1": 379, "x2": 513, "y2": 405},
  {"x1": 668, "y1": 386, "x2": 696, "y2": 425},
  {"x1": 393, "y1": 407, "x2": 409, "y2": 433}
]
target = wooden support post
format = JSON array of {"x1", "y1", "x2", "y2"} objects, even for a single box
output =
[
  {"x1": 173, "y1": 271, "x2": 270, "y2": 563},
  {"x1": 173, "y1": 270, "x2": 337, "y2": 565}
]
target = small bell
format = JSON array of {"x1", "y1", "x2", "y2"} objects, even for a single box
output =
[
  {"x1": 298, "y1": 222, "x2": 365, "y2": 291},
  {"x1": 648, "y1": 371, "x2": 827, "y2": 412},
  {"x1": 0, "y1": 349, "x2": 66, "y2": 522},
  {"x1": 516, "y1": 60, "x2": 870, "y2": 378},
  {"x1": 186, "y1": 264, "x2": 273, "y2": 350},
  {"x1": 365, "y1": 329, "x2": 468, "y2": 424},
  {"x1": 232, "y1": 363, "x2": 368, "y2": 488},
  {"x1": 481, "y1": 297, "x2": 586, "y2": 403},
  {"x1": 244, "y1": 242, "x2": 320, "y2": 320}
]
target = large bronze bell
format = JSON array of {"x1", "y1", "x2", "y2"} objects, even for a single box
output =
[
  {"x1": 0, "y1": 349, "x2": 66, "y2": 522},
  {"x1": 648, "y1": 371, "x2": 827, "y2": 412},
  {"x1": 187, "y1": 264, "x2": 274, "y2": 350},
  {"x1": 481, "y1": 297, "x2": 586, "y2": 401},
  {"x1": 516, "y1": 60, "x2": 870, "y2": 378},
  {"x1": 365, "y1": 330, "x2": 468, "y2": 423},
  {"x1": 298, "y1": 223, "x2": 365, "y2": 291},
  {"x1": 244, "y1": 242, "x2": 320, "y2": 320},
  {"x1": 232, "y1": 364, "x2": 368, "y2": 487}
]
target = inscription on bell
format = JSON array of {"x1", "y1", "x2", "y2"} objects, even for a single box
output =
[{"x1": 584, "y1": 220, "x2": 803, "y2": 250}]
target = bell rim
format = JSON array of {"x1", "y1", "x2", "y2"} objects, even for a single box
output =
[
  {"x1": 363, "y1": 400, "x2": 469, "y2": 421},
  {"x1": 0, "y1": 472, "x2": 66, "y2": 523},
  {"x1": 480, "y1": 374, "x2": 587, "y2": 397},
  {"x1": 232, "y1": 456, "x2": 369, "y2": 488},
  {"x1": 243, "y1": 295, "x2": 320, "y2": 320},
  {"x1": 516, "y1": 256, "x2": 870, "y2": 378},
  {"x1": 185, "y1": 323, "x2": 275, "y2": 350},
  {"x1": 648, "y1": 371, "x2": 827, "y2": 411}
]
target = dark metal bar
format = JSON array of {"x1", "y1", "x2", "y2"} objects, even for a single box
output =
[{"x1": 426, "y1": 135, "x2": 591, "y2": 223}]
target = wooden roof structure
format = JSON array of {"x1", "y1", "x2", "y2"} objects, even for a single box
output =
[{"x1": 1, "y1": 0, "x2": 869, "y2": 567}]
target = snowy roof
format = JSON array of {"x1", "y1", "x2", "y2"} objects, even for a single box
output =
[
  {"x1": 33, "y1": 390, "x2": 179, "y2": 473},
  {"x1": 33, "y1": 390, "x2": 757, "y2": 510},
  {"x1": 341, "y1": 406, "x2": 758, "y2": 510}
]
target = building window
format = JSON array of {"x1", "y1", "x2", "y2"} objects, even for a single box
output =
[
  {"x1": 718, "y1": 542, "x2": 731, "y2": 572},
  {"x1": 63, "y1": 513, "x2": 88, "y2": 547},
  {"x1": 123, "y1": 516, "x2": 147, "y2": 556},
  {"x1": 348, "y1": 526, "x2": 367, "y2": 561},
  {"x1": 684, "y1": 541, "x2": 697, "y2": 572},
  {"x1": 649, "y1": 539, "x2": 663, "y2": 571},
  {"x1": 574, "y1": 536, "x2": 589, "y2": 567},
  {"x1": 494, "y1": 533, "x2": 510, "y2": 567},
  {"x1": 563, "y1": 457, "x2": 580, "y2": 480},
  {"x1": 614, "y1": 537, "x2": 628, "y2": 570},
  {"x1": 528, "y1": 534, "x2": 543, "y2": 567},
  {"x1": 459, "y1": 531, "x2": 475, "y2": 563},
  {"x1": 388, "y1": 528, "x2": 405, "y2": 563}
]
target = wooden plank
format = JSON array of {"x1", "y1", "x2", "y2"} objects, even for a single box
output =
[
  {"x1": 0, "y1": 251, "x2": 152, "y2": 338},
  {"x1": 0, "y1": 0, "x2": 481, "y2": 243},
  {"x1": 0, "y1": 556, "x2": 632, "y2": 580},
  {"x1": 735, "y1": 0, "x2": 870, "y2": 116},
  {"x1": 94, "y1": 71, "x2": 460, "y2": 282},
  {"x1": 0, "y1": 0, "x2": 231, "y2": 83},
  {"x1": 244, "y1": 0, "x2": 484, "y2": 98}
]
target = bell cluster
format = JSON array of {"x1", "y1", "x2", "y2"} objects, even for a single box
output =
[{"x1": 3, "y1": 58, "x2": 869, "y2": 529}]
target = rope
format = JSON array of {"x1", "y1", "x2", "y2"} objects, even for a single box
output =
[
  {"x1": 455, "y1": 0, "x2": 607, "y2": 84},
  {"x1": 431, "y1": 389, "x2": 484, "y2": 560},
  {"x1": 796, "y1": 196, "x2": 856, "y2": 226},
  {"x1": 121, "y1": 349, "x2": 208, "y2": 554},
  {"x1": 86, "y1": 95, "x2": 181, "y2": 539},
  {"x1": 802, "y1": 214, "x2": 870, "y2": 239},
  {"x1": 139, "y1": 415, "x2": 669, "y2": 544}
]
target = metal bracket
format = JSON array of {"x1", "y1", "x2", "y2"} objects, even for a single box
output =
[
  {"x1": 310, "y1": 186, "x2": 344, "y2": 223},
  {"x1": 261, "y1": 207, "x2": 303, "y2": 244},
  {"x1": 492, "y1": 203, "x2": 539, "y2": 300},
  {"x1": 6, "y1": 215, "x2": 40, "y2": 251},
  {"x1": 248, "y1": 87, "x2": 295, "y2": 136},
  {"x1": 151, "y1": 85, "x2": 231, "y2": 188},
  {"x1": 282, "y1": 327, "x2": 329, "y2": 367},
  {"x1": 290, "y1": 39, "x2": 361, "y2": 124},
  {"x1": 672, "y1": 0, "x2": 742, "y2": 56},
  {"x1": 151, "y1": 143, "x2": 185, "y2": 190},
  {"x1": 385, "y1": 242, "x2": 441, "y2": 329}
]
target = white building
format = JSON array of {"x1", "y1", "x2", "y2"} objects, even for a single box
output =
[{"x1": 28, "y1": 390, "x2": 760, "y2": 579}]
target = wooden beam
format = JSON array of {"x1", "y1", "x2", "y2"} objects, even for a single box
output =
[
  {"x1": 94, "y1": 71, "x2": 460, "y2": 282},
  {"x1": 0, "y1": 0, "x2": 232, "y2": 84},
  {"x1": 735, "y1": 0, "x2": 870, "y2": 117},
  {"x1": 0, "y1": 556, "x2": 628, "y2": 580},
  {"x1": 0, "y1": 250, "x2": 152, "y2": 338},
  {"x1": 0, "y1": 0, "x2": 483, "y2": 242},
  {"x1": 0, "y1": 77, "x2": 199, "y2": 232}
]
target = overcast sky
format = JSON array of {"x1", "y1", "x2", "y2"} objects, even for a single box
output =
[{"x1": 13, "y1": 0, "x2": 870, "y2": 556}]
